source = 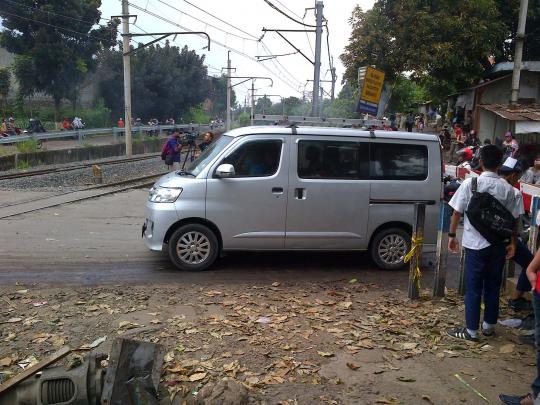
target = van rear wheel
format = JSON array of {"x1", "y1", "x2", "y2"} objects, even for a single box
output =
[
  {"x1": 370, "y1": 227, "x2": 411, "y2": 270},
  {"x1": 168, "y1": 224, "x2": 219, "y2": 271}
]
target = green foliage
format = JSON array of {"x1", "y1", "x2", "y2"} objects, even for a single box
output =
[
  {"x1": 255, "y1": 96, "x2": 273, "y2": 114},
  {"x1": 0, "y1": 68, "x2": 10, "y2": 100},
  {"x1": 98, "y1": 43, "x2": 209, "y2": 121},
  {"x1": 340, "y1": 0, "x2": 514, "y2": 103},
  {"x1": 0, "y1": 0, "x2": 118, "y2": 111},
  {"x1": 238, "y1": 112, "x2": 250, "y2": 126},
  {"x1": 16, "y1": 159, "x2": 30, "y2": 170},
  {"x1": 387, "y1": 75, "x2": 430, "y2": 113},
  {"x1": 183, "y1": 106, "x2": 210, "y2": 124},
  {"x1": 208, "y1": 76, "x2": 236, "y2": 118},
  {"x1": 16, "y1": 139, "x2": 38, "y2": 154}
]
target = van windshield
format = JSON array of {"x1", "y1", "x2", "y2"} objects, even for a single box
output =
[{"x1": 183, "y1": 135, "x2": 234, "y2": 177}]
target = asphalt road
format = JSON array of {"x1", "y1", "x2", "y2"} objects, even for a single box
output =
[{"x1": 0, "y1": 189, "x2": 461, "y2": 289}]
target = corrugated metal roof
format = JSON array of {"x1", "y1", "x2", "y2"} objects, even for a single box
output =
[{"x1": 480, "y1": 104, "x2": 540, "y2": 121}]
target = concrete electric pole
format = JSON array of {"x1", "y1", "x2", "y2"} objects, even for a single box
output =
[
  {"x1": 251, "y1": 80, "x2": 255, "y2": 126},
  {"x1": 311, "y1": 1, "x2": 324, "y2": 117},
  {"x1": 511, "y1": 0, "x2": 529, "y2": 105},
  {"x1": 226, "y1": 51, "x2": 232, "y2": 131},
  {"x1": 121, "y1": 0, "x2": 133, "y2": 156}
]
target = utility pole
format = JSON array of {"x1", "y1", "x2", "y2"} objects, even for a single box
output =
[
  {"x1": 121, "y1": 0, "x2": 132, "y2": 156},
  {"x1": 511, "y1": 0, "x2": 529, "y2": 105},
  {"x1": 250, "y1": 80, "x2": 255, "y2": 126},
  {"x1": 330, "y1": 66, "x2": 337, "y2": 100},
  {"x1": 311, "y1": 1, "x2": 324, "y2": 117},
  {"x1": 226, "y1": 51, "x2": 232, "y2": 131}
]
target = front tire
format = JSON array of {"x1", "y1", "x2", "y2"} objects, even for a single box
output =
[
  {"x1": 370, "y1": 227, "x2": 411, "y2": 270},
  {"x1": 168, "y1": 224, "x2": 219, "y2": 271}
]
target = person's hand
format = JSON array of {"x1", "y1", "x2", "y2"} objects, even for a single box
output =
[
  {"x1": 448, "y1": 237, "x2": 460, "y2": 254},
  {"x1": 506, "y1": 243, "x2": 516, "y2": 260},
  {"x1": 527, "y1": 267, "x2": 537, "y2": 291}
]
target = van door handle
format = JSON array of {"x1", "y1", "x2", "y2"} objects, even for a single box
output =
[
  {"x1": 295, "y1": 188, "x2": 306, "y2": 200},
  {"x1": 272, "y1": 187, "x2": 284, "y2": 194}
]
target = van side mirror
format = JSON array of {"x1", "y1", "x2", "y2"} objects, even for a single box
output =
[{"x1": 215, "y1": 164, "x2": 235, "y2": 178}]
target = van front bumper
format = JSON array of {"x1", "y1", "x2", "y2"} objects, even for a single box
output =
[{"x1": 143, "y1": 201, "x2": 180, "y2": 251}]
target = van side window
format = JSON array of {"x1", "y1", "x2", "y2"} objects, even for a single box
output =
[
  {"x1": 298, "y1": 140, "x2": 369, "y2": 179},
  {"x1": 221, "y1": 139, "x2": 282, "y2": 177},
  {"x1": 370, "y1": 143, "x2": 428, "y2": 180}
]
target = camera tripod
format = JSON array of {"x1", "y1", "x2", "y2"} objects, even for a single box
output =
[{"x1": 181, "y1": 138, "x2": 197, "y2": 171}]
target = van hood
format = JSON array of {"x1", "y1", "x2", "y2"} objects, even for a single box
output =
[{"x1": 153, "y1": 171, "x2": 196, "y2": 188}]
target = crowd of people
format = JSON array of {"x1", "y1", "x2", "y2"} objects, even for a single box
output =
[
  {"x1": 161, "y1": 130, "x2": 214, "y2": 170},
  {"x1": 443, "y1": 142, "x2": 540, "y2": 404}
]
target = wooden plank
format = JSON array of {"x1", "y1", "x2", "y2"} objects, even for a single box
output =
[{"x1": 0, "y1": 346, "x2": 71, "y2": 394}]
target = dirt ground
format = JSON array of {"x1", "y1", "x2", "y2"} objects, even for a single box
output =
[{"x1": 0, "y1": 279, "x2": 535, "y2": 405}]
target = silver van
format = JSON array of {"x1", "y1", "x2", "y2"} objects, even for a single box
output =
[{"x1": 143, "y1": 126, "x2": 441, "y2": 271}]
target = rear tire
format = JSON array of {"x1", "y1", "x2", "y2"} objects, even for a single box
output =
[
  {"x1": 168, "y1": 224, "x2": 219, "y2": 271},
  {"x1": 370, "y1": 227, "x2": 411, "y2": 270}
]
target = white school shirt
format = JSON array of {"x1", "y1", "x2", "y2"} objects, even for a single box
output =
[{"x1": 449, "y1": 171, "x2": 521, "y2": 250}]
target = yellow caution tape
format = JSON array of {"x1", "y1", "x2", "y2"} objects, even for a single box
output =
[{"x1": 404, "y1": 234, "x2": 424, "y2": 291}]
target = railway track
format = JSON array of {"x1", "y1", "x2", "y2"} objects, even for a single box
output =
[
  {"x1": 0, "y1": 171, "x2": 168, "y2": 219},
  {"x1": 0, "y1": 153, "x2": 161, "y2": 181}
]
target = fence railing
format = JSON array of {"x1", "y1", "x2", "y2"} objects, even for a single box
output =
[{"x1": 0, "y1": 123, "x2": 222, "y2": 145}]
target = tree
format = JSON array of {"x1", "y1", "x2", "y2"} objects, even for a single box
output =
[
  {"x1": 207, "y1": 76, "x2": 236, "y2": 119},
  {"x1": 0, "y1": 68, "x2": 10, "y2": 115},
  {"x1": 0, "y1": 0, "x2": 118, "y2": 117},
  {"x1": 255, "y1": 96, "x2": 273, "y2": 114},
  {"x1": 98, "y1": 42, "x2": 210, "y2": 120},
  {"x1": 341, "y1": 1, "x2": 507, "y2": 105},
  {"x1": 387, "y1": 75, "x2": 429, "y2": 114}
]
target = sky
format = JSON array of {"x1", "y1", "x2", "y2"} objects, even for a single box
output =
[{"x1": 99, "y1": 0, "x2": 375, "y2": 105}]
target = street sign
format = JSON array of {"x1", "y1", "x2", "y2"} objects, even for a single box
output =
[
  {"x1": 357, "y1": 100, "x2": 378, "y2": 115},
  {"x1": 360, "y1": 67, "x2": 385, "y2": 104}
]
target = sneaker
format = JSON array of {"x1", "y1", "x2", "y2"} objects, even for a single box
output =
[
  {"x1": 508, "y1": 298, "x2": 532, "y2": 312},
  {"x1": 482, "y1": 328, "x2": 495, "y2": 337},
  {"x1": 499, "y1": 393, "x2": 533, "y2": 405},
  {"x1": 446, "y1": 327, "x2": 479, "y2": 342}
]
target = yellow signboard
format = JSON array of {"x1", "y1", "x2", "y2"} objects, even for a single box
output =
[{"x1": 360, "y1": 67, "x2": 385, "y2": 104}]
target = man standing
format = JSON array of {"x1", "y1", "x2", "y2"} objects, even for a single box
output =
[
  {"x1": 447, "y1": 145, "x2": 521, "y2": 341},
  {"x1": 405, "y1": 112, "x2": 414, "y2": 132}
]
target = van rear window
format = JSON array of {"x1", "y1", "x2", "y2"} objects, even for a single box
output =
[{"x1": 370, "y1": 143, "x2": 428, "y2": 180}]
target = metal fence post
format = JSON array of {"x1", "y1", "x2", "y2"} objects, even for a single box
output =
[
  {"x1": 408, "y1": 203, "x2": 426, "y2": 300},
  {"x1": 113, "y1": 127, "x2": 118, "y2": 143},
  {"x1": 529, "y1": 195, "x2": 540, "y2": 253},
  {"x1": 433, "y1": 202, "x2": 451, "y2": 298},
  {"x1": 458, "y1": 249, "x2": 466, "y2": 296},
  {"x1": 77, "y1": 129, "x2": 82, "y2": 144}
]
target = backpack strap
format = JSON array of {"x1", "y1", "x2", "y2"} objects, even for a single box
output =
[{"x1": 471, "y1": 177, "x2": 477, "y2": 193}]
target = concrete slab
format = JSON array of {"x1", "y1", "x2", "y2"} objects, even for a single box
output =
[{"x1": 0, "y1": 190, "x2": 59, "y2": 206}]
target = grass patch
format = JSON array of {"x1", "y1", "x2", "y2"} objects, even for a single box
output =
[
  {"x1": 16, "y1": 139, "x2": 39, "y2": 154},
  {"x1": 17, "y1": 159, "x2": 30, "y2": 169},
  {"x1": 82, "y1": 140, "x2": 93, "y2": 148}
]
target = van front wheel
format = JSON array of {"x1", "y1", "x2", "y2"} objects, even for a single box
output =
[
  {"x1": 168, "y1": 224, "x2": 219, "y2": 271},
  {"x1": 370, "y1": 228, "x2": 411, "y2": 270}
]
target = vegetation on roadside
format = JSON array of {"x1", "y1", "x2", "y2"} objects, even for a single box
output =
[
  {"x1": 16, "y1": 159, "x2": 30, "y2": 170},
  {"x1": 16, "y1": 139, "x2": 38, "y2": 154}
]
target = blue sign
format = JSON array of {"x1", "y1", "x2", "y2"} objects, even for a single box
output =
[{"x1": 356, "y1": 100, "x2": 378, "y2": 115}]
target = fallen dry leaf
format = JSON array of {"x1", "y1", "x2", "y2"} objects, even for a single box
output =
[
  {"x1": 188, "y1": 372, "x2": 207, "y2": 382},
  {"x1": 0, "y1": 357, "x2": 12, "y2": 367},
  {"x1": 375, "y1": 397, "x2": 401, "y2": 404},
  {"x1": 346, "y1": 362, "x2": 360, "y2": 370},
  {"x1": 499, "y1": 344, "x2": 515, "y2": 354},
  {"x1": 317, "y1": 351, "x2": 334, "y2": 358}
]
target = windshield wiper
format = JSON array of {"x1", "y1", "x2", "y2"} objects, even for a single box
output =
[{"x1": 177, "y1": 170, "x2": 195, "y2": 177}]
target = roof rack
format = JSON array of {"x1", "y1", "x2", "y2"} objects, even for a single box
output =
[{"x1": 252, "y1": 114, "x2": 390, "y2": 128}]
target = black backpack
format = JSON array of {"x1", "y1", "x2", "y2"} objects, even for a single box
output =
[{"x1": 466, "y1": 177, "x2": 516, "y2": 245}]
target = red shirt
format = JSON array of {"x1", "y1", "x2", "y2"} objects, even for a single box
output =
[{"x1": 455, "y1": 127, "x2": 463, "y2": 142}]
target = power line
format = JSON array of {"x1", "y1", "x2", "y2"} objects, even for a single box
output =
[
  {"x1": 2, "y1": 0, "x2": 112, "y2": 23},
  {"x1": 155, "y1": 0, "x2": 257, "y2": 42},
  {"x1": 175, "y1": 0, "x2": 259, "y2": 40},
  {"x1": 262, "y1": 0, "x2": 316, "y2": 28},
  {"x1": 126, "y1": 1, "x2": 302, "y2": 94},
  {"x1": 0, "y1": 9, "x2": 116, "y2": 44}
]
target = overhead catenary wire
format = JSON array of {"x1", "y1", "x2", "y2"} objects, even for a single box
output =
[
  {"x1": 262, "y1": 0, "x2": 316, "y2": 28},
  {"x1": 126, "y1": 1, "x2": 302, "y2": 93},
  {"x1": 156, "y1": 0, "x2": 258, "y2": 42},
  {"x1": 0, "y1": 9, "x2": 116, "y2": 44},
  {"x1": 2, "y1": 0, "x2": 111, "y2": 24}
]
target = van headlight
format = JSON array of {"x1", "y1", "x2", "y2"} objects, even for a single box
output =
[{"x1": 148, "y1": 187, "x2": 183, "y2": 203}]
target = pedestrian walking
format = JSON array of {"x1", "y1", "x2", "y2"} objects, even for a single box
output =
[
  {"x1": 446, "y1": 145, "x2": 521, "y2": 341},
  {"x1": 503, "y1": 131, "x2": 519, "y2": 159},
  {"x1": 405, "y1": 112, "x2": 414, "y2": 132}
]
